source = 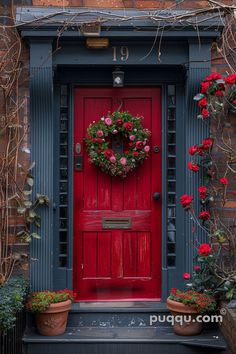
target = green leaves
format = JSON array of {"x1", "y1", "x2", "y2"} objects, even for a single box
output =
[
  {"x1": 0, "y1": 277, "x2": 28, "y2": 331},
  {"x1": 17, "y1": 206, "x2": 26, "y2": 214},
  {"x1": 15, "y1": 175, "x2": 49, "y2": 242},
  {"x1": 194, "y1": 93, "x2": 205, "y2": 101},
  {"x1": 27, "y1": 177, "x2": 34, "y2": 187},
  {"x1": 36, "y1": 194, "x2": 49, "y2": 206},
  {"x1": 26, "y1": 289, "x2": 74, "y2": 314}
]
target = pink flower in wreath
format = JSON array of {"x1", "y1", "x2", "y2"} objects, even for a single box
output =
[
  {"x1": 123, "y1": 122, "x2": 133, "y2": 131},
  {"x1": 144, "y1": 145, "x2": 150, "y2": 152},
  {"x1": 96, "y1": 130, "x2": 104, "y2": 137},
  {"x1": 120, "y1": 157, "x2": 127, "y2": 165},
  {"x1": 129, "y1": 135, "x2": 136, "y2": 141},
  {"x1": 110, "y1": 155, "x2": 116, "y2": 164},
  {"x1": 136, "y1": 141, "x2": 143, "y2": 150},
  {"x1": 104, "y1": 149, "x2": 114, "y2": 159},
  {"x1": 105, "y1": 117, "x2": 113, "y2": 126}
]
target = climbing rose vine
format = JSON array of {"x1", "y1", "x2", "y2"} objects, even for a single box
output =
[{"x1": 180, "y1": 72, "x2": 236, "y2": 301}]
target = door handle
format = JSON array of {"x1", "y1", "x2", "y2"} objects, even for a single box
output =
[{"x1": 153, "y1": 192, "x2": 161, "y2": 200}]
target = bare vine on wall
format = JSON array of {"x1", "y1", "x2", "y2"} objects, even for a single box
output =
[{"x1": 0, "y1": 16, "x2": 49, "y2": 285}]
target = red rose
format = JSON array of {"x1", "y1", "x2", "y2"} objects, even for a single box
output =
[
  {"x1": 123, "y1": 122, "x2": 133, "y2": 131},
  {"x1": 197, "y1": 147, "x2": 205, "y2": 156},
  {"x1": 124, "y1": 150, "x2": 130, "y2": 155},
  {"x1": 183, "y1": 272, "x2": 190, "y2": 280},
  {"x1": 202, "y1": 138, "x2": 213, "y2": 150},
  {"x1": 215, "y1": 90, "x2": 223, "y2": 97},
  {"x1": 133, "y1": 151, "x2": 139, "y2": 157},
  {"x1": 104, "y1": 149, "x2": 114, "y2": 159},
  {"x1": 198, "y1": 186, "x2": 207, "y2": 200},
  {"x1": 224, "y1": 74, "x2": 236, "y2": 85},
  {"x1": 194, "y1": 265, "x2": 201, "y2": 271},
  {"x1": 198, "y1": 97, "x2": 207, "y2": 109},
  {"x1": 200, "y1": 81, "x2": 212, "y2": 94},
  {"x1": 204, "y1": 73, "x2": 222, "y2": 81},
  {"x1": 188, "y1": 161, "x2": 200, "y2": 172},
  {"x1": 232, "y1": 99, "x2": 236, "y2": 106},
  {"x1": 92, "y1": 138, "x2": 103, "y2": 144},
  {"x1": 218, "y1": 83, "x2": 225, "y2": 91},
  {"x1": 220, "y1": 177, "x2": 228, "y2": 185},
  {"x1": 170, "y1": 288, "x2": 177, "y2": 295},
  {"x1": 180, "y1": 194, "x2": 193, "y2": 208},
  {"x1": 199, "y1": 211, "x2": 211, "y2": 220},
  {"x1": 136, "y1": 141, "x2": 143, "y2": 150},
  {"x1": 198, "y1": 243, "x2": 211, "y2": 256},
  {"x1": 201, "y1": 108, "x2": 210, "y2": 119},
  {"x1": 116, "y1": 119, "x2": 123, "y2": 126},
  {"x1": 189, "y1": 145, "x2": 198, "y2": 156},
  {"x1": 233, "y1": 191, "x2": 236, "y2": 195}
]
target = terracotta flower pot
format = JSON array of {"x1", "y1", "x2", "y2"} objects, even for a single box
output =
[
  {"x1": 167, "y1": 297, "x2": 203, "y2": 336},
  {"x1": 35, "y1": 299, "x2": 72, "y2": 336}
]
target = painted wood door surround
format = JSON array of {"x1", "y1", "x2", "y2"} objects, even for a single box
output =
[{"x1": 74, "y1": 87, "x2": 162, "y2": 301}]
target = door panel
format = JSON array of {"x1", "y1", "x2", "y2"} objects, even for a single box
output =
[{"x1": 74, "y1": 87, "x2": 162, "y2": 301}]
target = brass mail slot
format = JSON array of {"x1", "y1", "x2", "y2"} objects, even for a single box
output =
[{"x1": 102, "y1": 217, "x2": 132, "y2": 229}]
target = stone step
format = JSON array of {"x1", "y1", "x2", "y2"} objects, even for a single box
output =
[
  {"x1": 67, "y1": 301, "x2": 170, "y2": 327},
  {"x1": 23, "y1": 326, "x2": 227, "y2": 354},
  {"x1": 23, "y1": 302, "x2": 228, "y2": 354}
]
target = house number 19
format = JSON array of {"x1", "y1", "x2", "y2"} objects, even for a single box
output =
[{"x1": 112, "y1": 46, "x2": 129, "y2": 62}]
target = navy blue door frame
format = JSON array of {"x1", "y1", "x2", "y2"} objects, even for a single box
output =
[{"x1": 24, "y1": 28, "x2": 214, "y2": 297}]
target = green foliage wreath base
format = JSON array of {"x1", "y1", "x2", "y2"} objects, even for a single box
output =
[{"x1": 85, "y1": 112, "x2": 151, "y2": 178}]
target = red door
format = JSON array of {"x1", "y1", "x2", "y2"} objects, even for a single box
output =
[{"x1": 73, "y1": 87, "x2": 162, "y2": 301}]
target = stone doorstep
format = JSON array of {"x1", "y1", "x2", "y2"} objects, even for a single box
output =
[
  {"x1": 23, "y1": 325, "x2": 227, "y2": 347},
  {"x1": 23, "y1": 302, "x2": 228, "y2": 352}
]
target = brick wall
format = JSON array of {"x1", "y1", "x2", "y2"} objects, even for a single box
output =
[
  {"x1": 0, "y1": 3, "x2": 30, "y2": 279},
  {"x1": 31, "y1": 0, "x2": 234, "y2": 8}
]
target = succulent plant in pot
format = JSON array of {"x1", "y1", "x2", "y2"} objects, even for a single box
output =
[{"x1": 26, "y1": 289, "x2": 74, "y2": 336}]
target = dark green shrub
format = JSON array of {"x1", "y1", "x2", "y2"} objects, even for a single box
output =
[{"x1": 0, "y1": 277, "x2": 28, "y2": 331}]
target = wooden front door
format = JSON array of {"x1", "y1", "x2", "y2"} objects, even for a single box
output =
[{"x1": 73, "y1": 87, "x2": 162, "y2": 301}]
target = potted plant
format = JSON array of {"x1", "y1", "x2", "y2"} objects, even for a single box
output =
[
  {"x1": 166, "y1": 242, "x2": 219, "y2": 336},
  {"x1": 26, "y1": 289, "x2": 74, "y2": 336},
  {"x1": 167, "y1": 288, "x2": 216, "y2": 336}
]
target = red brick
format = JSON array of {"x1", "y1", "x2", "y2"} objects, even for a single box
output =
[
  {"x1": 83, "y1": 0, "x2": 124, "y2": 7},
  {"x1": 69, "y1": 0, "x2": 84, "y2": 5},
  {"x1": 136, "y1": 0, "x2": 173, "y2": 9},
  {"x1": 33, "y1": 0, "x2": 69, "y2": 5},
  {"x1": 224, "y1": 201, "x2": 236, "y2": 208}
]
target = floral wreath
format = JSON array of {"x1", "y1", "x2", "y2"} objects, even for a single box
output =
[{"x1": 85, "y1": 111, "x2": 151, "y2": 178}]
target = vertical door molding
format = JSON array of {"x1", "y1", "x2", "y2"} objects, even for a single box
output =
[
  {"x1": 29, "y1": 40, "x2": 54, "y2": 290},
  {"x1": 182, "y1": 40, "x2": 212, "y2": 277}
]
